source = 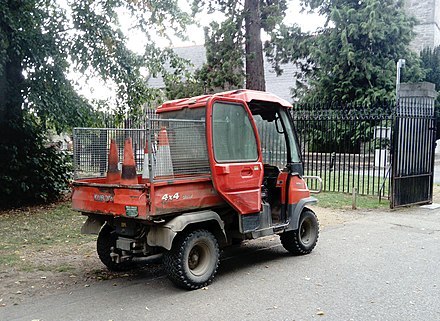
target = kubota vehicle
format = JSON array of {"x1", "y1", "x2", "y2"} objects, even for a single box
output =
[{"x1": 72, "y1": 89, "x2": 321, "y2": 290}]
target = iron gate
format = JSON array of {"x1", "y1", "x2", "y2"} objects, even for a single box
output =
[{"x1": 391, "y1": 83, "x2": 437, "y2": 208}]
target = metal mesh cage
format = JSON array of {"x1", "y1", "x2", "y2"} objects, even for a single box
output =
[
  {"x1": 73, "y1": 119, "x2": 210, "y2": 180},
  {"x1": 149, "y1": 119, "x2": 210, "y2": 179}
]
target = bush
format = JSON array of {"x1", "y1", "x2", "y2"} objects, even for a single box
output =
[{"x1": 0, "y1": 116, "x2": 72, "y2": 209}]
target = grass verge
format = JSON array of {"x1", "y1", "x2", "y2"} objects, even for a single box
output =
[
  {"x1": 314, "y1": 191, "x2": 389, "y2": 209},
  {"x1": 0, "y1": 201, "x2": 94, "y2": 271}
]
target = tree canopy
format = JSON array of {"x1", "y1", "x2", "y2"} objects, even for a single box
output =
[
  {"x1": 0, "y1": 0, "x2": 192, "y2": 130},
  {"x1": 0, "y1": 0, "x2": 192, "y2": 208},
  {"x1": 266, "y1": 0, "x2": 425, "y2": 103}
]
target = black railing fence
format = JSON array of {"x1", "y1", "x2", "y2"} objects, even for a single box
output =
[{"x1": 291, "y1": 102, "x2": 395, "y2": 197}]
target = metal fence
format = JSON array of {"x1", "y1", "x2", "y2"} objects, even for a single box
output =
[{"x1": 291, "y1": 102, "x2": 395, "y2": 197}]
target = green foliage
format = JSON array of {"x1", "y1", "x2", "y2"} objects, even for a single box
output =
[
  {"x1": 420, "y1": 45, "x2": 440, "y2": 140},
  {"x1": 0, "y1": 0, "x2": 192, "y2": 207},
  {"x1": 266, "y1": 0, "x2": 425, "y2": 104},
  {"x1": 199, "y1": 19, "x2": 245, "y2": 92},
  {"x1": 421, "y1": 46, "x2": 440, "y2": 89},
  {"x1": 0, "y1": 116, "x2": 72, "y2": 209},
  {"x1": 164, "y1": 73, "x2": 206, "y2": 100}
]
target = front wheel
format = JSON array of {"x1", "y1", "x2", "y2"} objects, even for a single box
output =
[
  {"x1": 280, "y1": 209, "x2": 319, "y2": 255},
  {"x1": 163, "y1": 229, "x2": 219, "y2": 290}
]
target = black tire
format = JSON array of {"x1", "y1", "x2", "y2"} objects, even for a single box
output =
[
  {"x1": 163, "y1": 229, "x2": 219, "y2": 290},
  {"x1": 280, "y1": 209, "x2": 319, "y2": 255},
  {"x1": 97, "y1": 224, "x2": 137, "y2": 272}
]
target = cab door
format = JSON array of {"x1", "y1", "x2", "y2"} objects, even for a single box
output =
[{"x1": 206, "y1": 97, "x2": 263, "y2": 214}]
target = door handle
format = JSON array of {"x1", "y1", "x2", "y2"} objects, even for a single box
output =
[{"x1": 241, "y1": 167, "x2": 253, "y2": 176}]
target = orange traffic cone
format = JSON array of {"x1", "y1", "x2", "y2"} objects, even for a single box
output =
[
  {"x1": 106, "y1": 139, "x2": 121, "y2": 184},
  {"x1": 142, "y1": 140, "x2": 150, "y2": 180},
  {"x1": 120, "y1": 137, "x2": 138, "y2": 185},
  {"x1": 155, "y1": 127, "x2": 173, "y2": 177}
]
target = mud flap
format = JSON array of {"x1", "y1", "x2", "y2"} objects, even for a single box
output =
[
  {"x1": 81, "y1": 216, "x2": 104, "y2": 235},
  {"x1": 147, "y1": 210, "x2": 226, "y2": 250},
  {"x1": 287, "y1": 196, "x2": 318, "y2": 231}
]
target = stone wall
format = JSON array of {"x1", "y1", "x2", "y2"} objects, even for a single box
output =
[{"x1": 404, "y1": 0, "x2": 440, "y2": 52}]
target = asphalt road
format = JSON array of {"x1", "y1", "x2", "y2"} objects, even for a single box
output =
[{"x1": 2, "y1": 207, "x2": 440, "y2": 321}]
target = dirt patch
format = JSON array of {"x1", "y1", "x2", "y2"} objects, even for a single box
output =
[{"x1": 310, "y1": 205, "x2": 365, "y2": 228}]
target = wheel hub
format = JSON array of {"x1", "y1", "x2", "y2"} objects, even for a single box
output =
[
  {"x1": 187, "y1": 243, "x2": 211, "y2": 276},
  {"x1": 189, "y1": 248, "x2": 200, "y2": 270},
  {"x1": 300, "y1": 219, "x2": 312, "y2": 245}
]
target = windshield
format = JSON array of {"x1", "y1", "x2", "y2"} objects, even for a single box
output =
[{"x1": 278, "y1": 108, "x2": 301, "y2": 163}]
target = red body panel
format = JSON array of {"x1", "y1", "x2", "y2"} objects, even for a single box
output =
[
  {"x1": 72, "y1": 176, "x2": 226, "y2": 220},
  {"x1": 276, "y1": 172, "x2": 310, "y2": 205},
  {"x1": 150, "y1": 178, "x2": 225, "y2": 215},
  {"x1": 206, "y1": 96, "x2": 264, "y2": 215},
  {"x1": 288, "y1": 175, "x2": 310, "y2": 205},
  {"x1": 276, "y1": 172, "x2": 288, "y2": 205},
  {"x1": 72, "y1": 182, "x2": 148, "y2": 219}
]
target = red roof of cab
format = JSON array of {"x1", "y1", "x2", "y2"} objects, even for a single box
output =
[{"x1": 156, "y1": 89, "x2": 292, "y2": 113}]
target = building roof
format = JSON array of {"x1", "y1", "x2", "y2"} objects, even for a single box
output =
[{"x1": 147, "y1": 45, "x2": 298, "y2": 103}]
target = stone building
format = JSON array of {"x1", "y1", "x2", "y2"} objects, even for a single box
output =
[{"x1": 405, "y1": 0, "x2": 440, "y2": 52}]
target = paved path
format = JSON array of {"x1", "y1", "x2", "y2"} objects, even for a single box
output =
[{"x1": 2, "y1": 207, "x2": 440, "y2": 321}]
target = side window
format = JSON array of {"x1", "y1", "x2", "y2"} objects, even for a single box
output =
[
  {"x1": 253, "y1": 114, "x2": 288, "y2": 167},
  {"x1": 212, "y1": 102, "x2": 258, "y2": 162}
]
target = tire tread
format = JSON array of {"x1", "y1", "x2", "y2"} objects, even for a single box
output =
[{"x1": 163, "y1": 229, "x2": 219, "y2": 290}]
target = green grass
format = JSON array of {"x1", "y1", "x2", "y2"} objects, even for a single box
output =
[
  {"x1": 0, "y1": 202, "x2": 94, "y2": 271},
  {"x1": 0, "y1": 254, "x2": 19, "y2": 266},
  {"x1": 305, "y1": 170, "x2": 390, "y2": 198},
  {"x1": 314, "y1": 191, "x2": 389, "y2": 209}
]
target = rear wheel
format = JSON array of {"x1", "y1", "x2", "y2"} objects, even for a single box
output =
[
  {"x1": 163, "y1": 229, "x2": 219, "y2": 290},
  {"x1": 97, "y1": 224, "x2": 137, "y2": 272},
  {"x1": 280, "y1": 209, "x2": 319, "y2": 255}
]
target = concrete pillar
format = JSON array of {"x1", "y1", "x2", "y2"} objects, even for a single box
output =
[{"x1": 397, "y1": 82, "x2": 437, "y2": 117}]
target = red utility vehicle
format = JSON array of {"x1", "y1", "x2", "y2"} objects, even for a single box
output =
[{"x1": 72, "y1": 89, "x2": 320, "y2": 289}]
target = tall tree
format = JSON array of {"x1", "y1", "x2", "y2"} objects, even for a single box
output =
[
  {"x1": 245, "y1": 0, "x2": 265, "y2": 90},
  {"x1": 191, "y1": 0, "x2": 287, "y2": 91},
  {"x1": 266, "y1": 0, "x2": 425, "y2": 103},
  {"x1": 0, "y1": 0, "x2": 191, "y2": 208}
]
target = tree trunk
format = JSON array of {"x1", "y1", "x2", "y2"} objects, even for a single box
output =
[
  {"x1": 0, "y1": 10, "x2": 25, "y2": 129},
  {"x1": 244, "y1": 0, "x2": 266, "y2": 91},
  {"x1": 0, "y1": 7, "x2": 25, "y2": 143},
  {"x1": 0, "y1": 64, "x2": 7, "y2": 124}
]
